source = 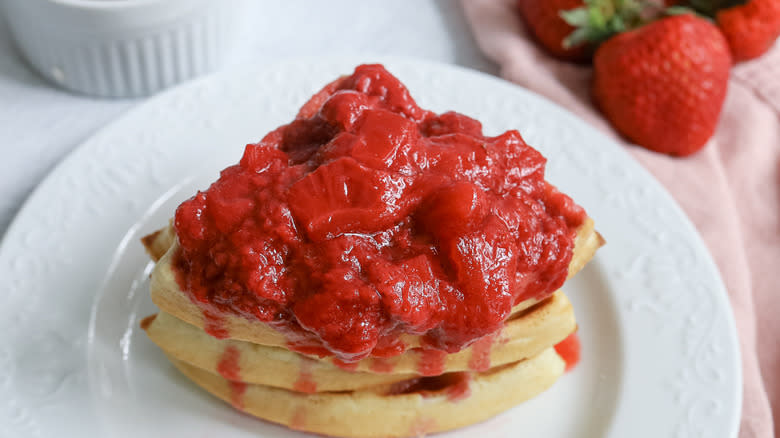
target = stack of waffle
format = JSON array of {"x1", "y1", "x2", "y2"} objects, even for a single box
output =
[{"x1": 140, "y1": 217, "x2": 602, "y2": 437}]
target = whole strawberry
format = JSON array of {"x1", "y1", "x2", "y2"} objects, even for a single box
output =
[
  {"x1": 716, "y1": 0, "x2": 780, "y2": 62},
  {"x1": 517, "y1": 0, "x2": 590, "y2": 61},
  {"x1": 592, "y1": 14, "x2": 732, "y2": 156}
]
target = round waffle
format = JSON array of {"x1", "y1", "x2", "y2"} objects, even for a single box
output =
[
  {"x1": 143, "y1": 291, "x2": 575, "y2": 392},
  {"x1": 166, "y1": 347, "x2": 565, "y2": 438}
]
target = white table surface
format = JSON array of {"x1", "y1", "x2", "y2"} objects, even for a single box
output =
[{"x1": 0, "y1": 0, "x2": 497, "y2": 238}]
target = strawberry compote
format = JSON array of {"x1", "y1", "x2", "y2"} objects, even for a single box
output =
[{"x1": 173, "y1": 64, "x2": 585, "y2": 362}]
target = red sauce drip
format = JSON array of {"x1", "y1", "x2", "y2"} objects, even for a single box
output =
[
  {"x1": 446, "y1": 373, "x2": 472, "y2": 402},
  {"x1": 554, "y1": 332, "x2": 581, "y2": 372},
  {"x1": 139, "y1": 314, "x2": 156, "y2": 331},
  {"x1": 467, "y1": 333, "x2": 496, "y2": 372},
  {"x1": 389, "y1": 372, "x2": 471, "y2": 402},
  {"x1": 293, "y1": 359, "x2": 318, "y2": 393},
  {"x1": 203, "y1": 310, "x2": 229, "y2": 339},
  {"x1": 369, "y1": 357, "x2": 396, "y2": 374},
  {"x1": 217, "y1": 346, "x2": 246, "y2": 408},
  {"x1": 217, "y1": 346, "x2": 241, "y2": 380},
  {"x1": 290, "y1": 407, "x2": 307, "y2": 430},
  {"x1": 417, "y1": 349, "x2": 447, "y2": 376},
  {"x1": 172, "y1": 64, "x2": 586, "y2": 362},
  {"x1": 227, "y1": 381, "x2": 247, "y2": 410},
  {"x1": 371, "y1": 335, "x2": 407, "y2": 357},
  {"x1": 332, "y1": 358, "x2": 359, "y2": 371}
]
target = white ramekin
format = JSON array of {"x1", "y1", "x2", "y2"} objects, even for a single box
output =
[{"x1": 1, "y1": 0, "x2": 249, "y2": 98}]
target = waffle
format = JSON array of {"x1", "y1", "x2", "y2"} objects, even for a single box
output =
[
  {"x1": 140, "y1": 220, "x2": 601, "y2": 436},
  {"x1": 143, "y1": 290, "x2": 575, "y2": 391},
  {"x1": 166, "y1": 348, "x2": 565, "y2": 438}
]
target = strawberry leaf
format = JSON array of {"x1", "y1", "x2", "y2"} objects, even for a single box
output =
[
  {"x1": 560, "y1": 8, "x2": 591, "y2": 27},
  {"x1": 560, "y1": 0, "x2": 649, "y2": 49},
  {"x1": 665, "y1": 5, "x2": 696, "y2": 14}
]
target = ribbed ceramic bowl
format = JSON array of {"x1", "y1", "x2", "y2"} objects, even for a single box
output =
[{"x1": 1, "y1": 0, "x2": 248, "y2": 98}]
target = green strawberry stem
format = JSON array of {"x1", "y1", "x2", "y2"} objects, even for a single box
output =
[{"x1": 560, "y1": 0, "x2": 710, "y2": 48}]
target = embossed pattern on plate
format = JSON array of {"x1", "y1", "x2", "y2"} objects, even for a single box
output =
[{"x1": 0, "y1": 57, "x2": 740, "y2": 438}]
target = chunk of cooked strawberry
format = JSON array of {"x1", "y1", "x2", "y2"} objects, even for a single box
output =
[
  {"x1": 313, "y1": 133, "x2": 363, "y2": 165},
  {"x1": 492, "y1": 195, "x2": 573, "y2": 302},
  {"x1": 416, "y1": 182, "x2": 488, "y2": 242},
  {"x1": 318, "y1": 90, "x2": 371, "y2": 131},
  {"x1": 428, "y1": 216, "x2": 516, "y2": 351},
  {"x1": 287, "y1": 157, "x2": 412, "y2": 241},
  {"x1": 293, "y1": 268, "x2": 382, "y2": 360},
  {"x1": 352, "y1": 109, "x2": 419, "y2": 170},
  {"x1": 281, "y1": 117, "x2": 337, "y2": 164},
  {"x1": 205, "y1": 194, "x2": 254, "y2": 235},
  {"x1": 368, "y1": 254, "x2": 445, "y2": 334},
  {"x1": 419, "y1": 111, "x2": 483, "y2": 138},
  {"x1": 486, "y1": 130, "x2": 546, "y2": 195},
  {"x1": 239, "y1": 141, "x2": 288, "y2": 173},
  {"x1": 340, "y1": 64, "x2": 430, "y2": 122},
  {"x1": 543, "y1": 183, "x2": 585, "y2": 228},
  {"x1": 203, "y1": 171, "x2": 256, "y2": 235},
  {"x1": 241, "y1": 239, "x2": 288, "y2": 304},
  {"x1": 174, "y1": 191, "x2": 210, "y2": 249},
  {"x1": 423, "y1": 134, "x2": 490, "y2": 181}
]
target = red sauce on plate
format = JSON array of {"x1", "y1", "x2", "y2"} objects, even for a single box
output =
[{"x1": 172, "y1": 64, "x2": 585, "y2": 362}]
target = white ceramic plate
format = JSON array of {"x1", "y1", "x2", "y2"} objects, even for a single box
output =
[{"x1": 0, "y1": 57, "x2": 740, "y2": 438}]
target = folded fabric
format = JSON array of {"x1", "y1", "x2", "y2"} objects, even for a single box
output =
[{"x1": 461, "y1": 1, "x2": 780, "y2": 436}]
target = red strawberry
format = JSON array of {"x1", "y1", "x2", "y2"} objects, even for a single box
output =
[
  {"x1": 517, "y1": 0, "x2": 590, "y2": 61},
  {"x1": 592, "y1": 14, "x2": 731, "y2": 156},
  {"x1": 716, "y1": 0, "x2": 780, "y2": 62}
]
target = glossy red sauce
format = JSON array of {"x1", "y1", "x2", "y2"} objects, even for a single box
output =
[
  {"x1": 203, "y1": 309, "x2": 228, "y2": 339},
  {"x1": 173, "y1": 64, "x2": 586, "y2": 362},
  {"x1": 554, "y1": 332, "x2": 581, "y2": 372},
  {"x1": 216, "y1": 346, "x2": 247, "y2": 408},
  {"x1": 332, "y1": 358, "x2": 359, "y2": 372}
]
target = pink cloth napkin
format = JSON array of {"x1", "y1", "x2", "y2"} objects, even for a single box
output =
[{"x1": 461, "y1": 1, "x2": 780, "y2": 436}]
